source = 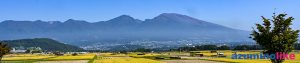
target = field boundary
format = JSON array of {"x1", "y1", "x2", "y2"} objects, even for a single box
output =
[{"x1": 88, "y1": 55, "x2": 97, "y2": 63}]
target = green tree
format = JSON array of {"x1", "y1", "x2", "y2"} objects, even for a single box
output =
[
  {"x1": 133, "y1": 48, "x2": 151, "y2": 52},
  {"x1": 250, "y1": 13, "x2": 299, "y2": 63},
  {"x1": 26, "y1": 47, "x2": 43, "y2": 53},
  {"x1": 233, "y1": 45, "x2": 250, "y2": 50},
  {"x1": 0, "y1": 42, "x2": 10, "y2": 62},
  {"x1": 217, "y1": 45, "x2": 230, "y2": 50}
]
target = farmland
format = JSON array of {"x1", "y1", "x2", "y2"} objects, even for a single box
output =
[
  {"x1": 93, "y1": 57, "x2": 164, "y2": 63},
  {"x1": 1, "y1": 50, "x2": 300, "y2": 63}
]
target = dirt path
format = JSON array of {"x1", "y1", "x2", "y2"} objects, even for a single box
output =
[
  {"x1": 162, "y1": 60, "x2": 225, "y2": 63},
  {"x1": 34, "y1": 60, "x2": 88, "y2": 63}
]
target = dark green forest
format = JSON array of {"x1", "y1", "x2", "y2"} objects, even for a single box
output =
[{"x1": 1, "y1": 38, "x2": 83, "y2": 52}]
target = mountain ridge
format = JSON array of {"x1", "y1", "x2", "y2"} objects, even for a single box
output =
[
  {"x1": 0, "y1": 13, "x2": 240, "y2": 29},
  {"x1": 0, "y1": 13, "x2": 251, "y2": 46}
]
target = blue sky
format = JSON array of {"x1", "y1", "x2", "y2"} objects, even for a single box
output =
[{"x1": 0, "y1": 0, "x2": 299, "y2": 31}]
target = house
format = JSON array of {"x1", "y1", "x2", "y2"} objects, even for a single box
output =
[{"x1": 10, "y1": 46, "x2": 27, "y2": 53}]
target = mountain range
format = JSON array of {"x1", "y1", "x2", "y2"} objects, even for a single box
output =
[{"x1": 0, "y1": 13, "x2": 251, "y2": 46}]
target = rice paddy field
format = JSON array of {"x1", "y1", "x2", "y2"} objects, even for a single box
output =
[
  {"x1": 188, "y1": 50, "x2": 300, "y2": 63},
  {"x1": 93, "y1": 57, "x2": 164, "y2": 63},
  {"x1": 94, "y1": 53, "x2": 165, "y2": 63},
  {"x1": 1, "y1": 53, "x2": 96, "y2": 63},
  {"x1": 46, "y1": 54, "x2": 95, "y2": 60},
  {"x1": 1, "y1": 51, "x2": 300, "y2": 63}
]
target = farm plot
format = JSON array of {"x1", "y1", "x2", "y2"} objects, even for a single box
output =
[
  {"x1": 2, "y1": 54, "x2": 55, "y2": 61},
  {"x1": 161, "y1": 60, "x2": 225, "y2": 63},
  {"x1": 46, "y1": 54, "x2": 96, "y2": 60},
  {"x1": 93, "y1": 57, "x2": 165, "y2": 63},
  {"x1": 34, "y1": 60, "x2": 88, "y2": 63}
]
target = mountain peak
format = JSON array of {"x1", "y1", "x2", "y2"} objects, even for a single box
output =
[
  {"x1": 110, "y1": 15, "x2": 135, "y2": 21},
  {"x1": 65, "y1": 19, "x2": 86, "y2": 22},
  {"x1": 107, "y1": 15, "x2": 141, "y2": 23},
  {"x1": 159, "y1": 13, "x2": 183, "y2": 16},
  {"x1": 64, "y1": 19, "x2": 89, "y2": 24},
  {"x1": 156, "y1": 13, "x2": 194, "y2": 19},
  {"x1": 119, "y1": 15, "x2": 133, "y2": 18},
  {"x1": 148, "y1": 13, "x2": 205, "y2": 25}
]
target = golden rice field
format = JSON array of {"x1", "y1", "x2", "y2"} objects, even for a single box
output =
[
  {"x1": 3, "y1": 54, "x2": 55, "y2": 61},
  {"x1": 202, "y1": 57, "x2": 300, "y2": 63},
  {"x1": 195, "y1": 50, "x2": 300, "y2": 63},
  {"x1": 94, "y1": 53, "x2": 164, "y2": 63},
  {"x1": 1, "y1": 51, "x2": 300, "y2": 63},
  {"x1": 3, "y1": 56, "x2": 54, "y2": 61},
  {"x1": 99, "y1": 53, "x2": 127, "y2": 57},
  {"x1": 46, "y1": 53, "x2": 96, "y2": 60},
  {"x1": 2, "y1": 53, "x2": 96, "y2": 63},
  {"x1": 93, "y1": 57, "x2": 165, "y2": 63},
  {"x1": 128, "y1": 53, "x2": 161, "y2": 58}
]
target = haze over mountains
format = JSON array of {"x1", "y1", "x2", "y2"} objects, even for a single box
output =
[{"x1": 0, "y1": 13, "x2": 251, "y2": 48}]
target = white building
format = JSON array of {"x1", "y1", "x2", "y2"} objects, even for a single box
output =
[{"x1": 10, "y1": 48, "x2": 26, "y2": 53}]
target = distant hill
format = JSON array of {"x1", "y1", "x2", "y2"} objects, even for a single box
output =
[
  {"x1": 1, "y1": 38, "x2": 84, "y2": 52},
  {"x1": 0, "y1": 13, "x2": 251, "y2": 46}
]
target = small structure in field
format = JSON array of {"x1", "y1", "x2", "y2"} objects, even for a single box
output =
[
  {"x1": 189, "y1": 51, "x2": 203, "y2": 57},
  {"x1": 10, "y1": 47, "x2": 26, "y2": 53},
  {"x1": 217, "y1": 52, "x2": 226, "y2": 57},
  {"x1": 190, "y1": 51, "x2": 226, "y2": 57},
  {"x1": 53, "y1": 51, "x2": 64, "y2": 56}
]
